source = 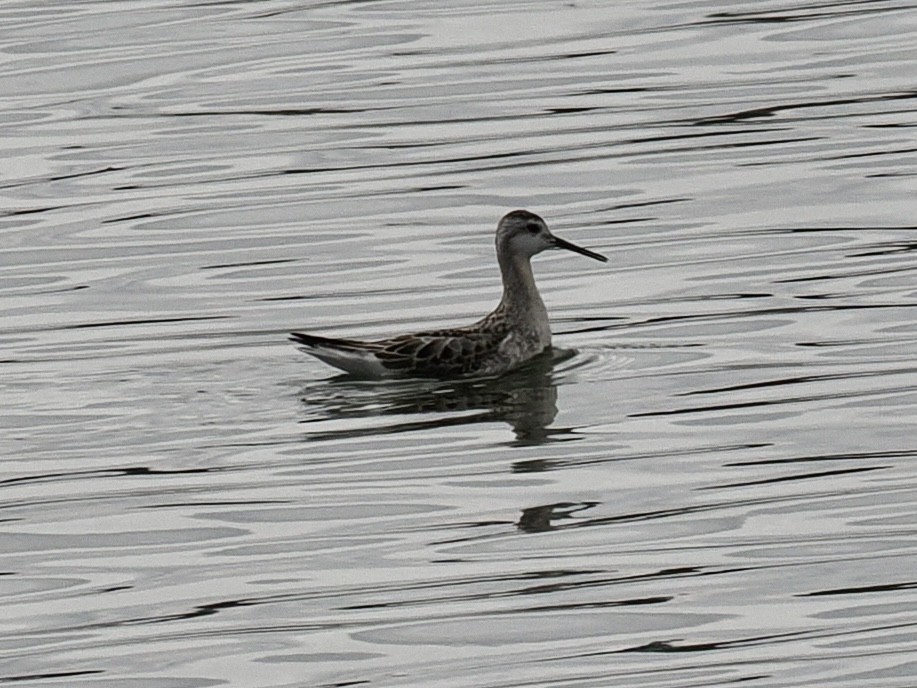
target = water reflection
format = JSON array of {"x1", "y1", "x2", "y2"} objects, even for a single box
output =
[
  {"x1": 296, "y1": 349, "x2": 577, "y2": 444},
  {"x1": 517, "y1": 501, "x2": 599, "y2": 533}
]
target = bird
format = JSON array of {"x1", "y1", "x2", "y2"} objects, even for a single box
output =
[{"x1": 290, "y1": 209, "x2": 607, "y2": 379}]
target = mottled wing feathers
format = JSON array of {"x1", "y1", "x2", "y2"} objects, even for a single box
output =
[
  {"x1": 291, "y1": 312, "x2": 513, "y2": 378},
  {"x1": 376, "y1": 325, "x2": 508, "y2": 377}
]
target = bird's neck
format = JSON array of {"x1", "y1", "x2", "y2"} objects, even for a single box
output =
[{"x1": 498, "y1": 253, "x2": 549, "y2": 327}]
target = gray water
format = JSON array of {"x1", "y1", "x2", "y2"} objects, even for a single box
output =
[{"x1": 3, "y1": 1, "x2": 917, "y2": 686}]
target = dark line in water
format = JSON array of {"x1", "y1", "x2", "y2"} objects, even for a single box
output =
[
  {"x1": 849, "y1": 241, "x2": 917, "y2": 257},
  {"x1": 678, "y1": 366, "x2": 917, "y2": 397},
  {"x1": 1, "y1": 205, "x2": 64, "y2": 217},
  {"x1": 342, "y1": 594, "x2": 671, "y2": 613},
  {"x1": 282, "y1": 148, "x2": 527, "y2": 175},
  {"x1": 101, "y1": 212, "x2": 157, "y2": 224},
  {"x1": 486, "y1": 595, "x2": 673, "y2": 615},
  {"x1": 819, "y1": 145, "x2": 917, "y2": 161},
  {"x1": 120, "y1": 466, "x2": 211, "y2": 476},
  {"x1": 780, "y1": 225, "x2": 917, "y2": 234},
  {"x1": 629, "y1": 127, "x2": 787, "y2": 145},
  {"x1": 261, "y1": 285, "x2": 421, "y2": 302},
  {"x1": 699, "y1": 465, "x2": 887, "y2": 490},
  {"x1": 409, "y1": 183, "x2": 466, "y2": 192},
  {"x1": 591, "y1": 302, "x2": 917, "y2": 336},
  {"x1": 47, "y1": 166, "x2": 123, "y2": 182},
  {"x1": 60, "y1": 315, "x2": 230, "y2": 330},
  {"x1": 799, "y1": 580, "x2": 917, "y2": 597},
  {"x1": 727, "y1": 448, "x2": 917, "y2": 466},
  {"x1": 630, "y1": 392, "x2": 890, "y2": 417},
  {"x1": 547, "y1": 106, "x2": 598, "y2": 114},
  {"x1": 562, "y1": 618, "x2": 917, "y2": 663},
  {"x1": 200, "y1": 258, "x2": 297, "y2": 270},
  {"x1": 111, "y1": 107, "x2": 366, "y2": 118},
  {"x1": 866, "y1": 171, "x2": 917, "y2": 178},
  {"x1": 702, "y1": 2, "x2": 917, "y2": 28},
  {"x1": 142, "y1": 500, "x2": 289, "y2": 509},
  {"x1": 594, "y1": 197, "x2": 691, "y2": 212},
  {"x1": 776, "y1": 264, "x2": 917, "y2": 283},
  {"x1": 0, "y1": 465, "x2": 215, "y2": 488},
  {"x1": 693, "y1": 90, "x2": 917, "y2": 125},
  {"x1": 0, "y1": 670, "x2": 105, "y2": 683},
  {"x1": 389, "y1": 48, "x2": 617, "y2": 68}
]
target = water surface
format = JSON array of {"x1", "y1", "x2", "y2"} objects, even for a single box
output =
[{"x1": 2, "y1": 1, "x2": 917, "y2": 686}]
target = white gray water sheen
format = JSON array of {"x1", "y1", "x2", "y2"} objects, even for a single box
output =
[{"x1": 2, "y1": 1, "x2": 916, "y2": 687}]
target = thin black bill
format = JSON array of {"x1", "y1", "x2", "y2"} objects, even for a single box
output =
[{"x1": 553, "y1": 235, "x2": 608, "y2": 262}]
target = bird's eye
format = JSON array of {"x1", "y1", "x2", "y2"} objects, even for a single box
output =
[{"x1": 526, "y1": 221, "x2": 540, "y2": 234}]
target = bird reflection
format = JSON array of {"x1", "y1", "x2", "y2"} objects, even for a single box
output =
[
  {"x1": 296, "y1": 348, "x2": 577, "y2": 444},
  {"x1": 517, "y1": 501, "x2": 599, "y2": 533}
]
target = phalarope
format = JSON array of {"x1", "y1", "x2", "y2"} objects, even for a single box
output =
[{"x1": 290, "y1": 210, "x2": 607, "y2": 378}]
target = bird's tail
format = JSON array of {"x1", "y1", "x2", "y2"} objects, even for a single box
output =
[
  {"x1": 288, "y1": 332, "x2": 365, "y2": 350},
  {"x1": 289, "y1": 331, "x2": 388, "y2": 377}
]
